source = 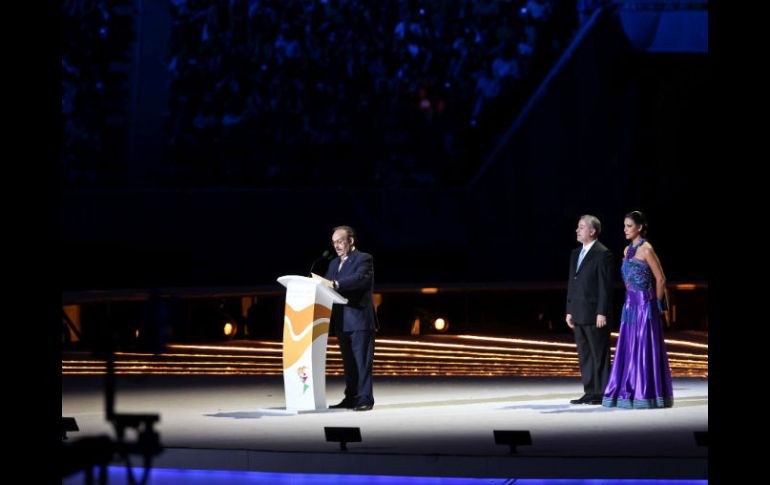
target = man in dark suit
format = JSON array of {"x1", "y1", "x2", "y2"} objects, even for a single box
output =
[
  {"x1": 324, "y1": 225, "x2": 377, "y2": 411},
  {"x1": 566, "y1": 215, "x2": 613, "y2": 405}
]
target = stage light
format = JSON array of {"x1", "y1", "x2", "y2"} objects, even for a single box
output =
[
  {"x1": 62, "y1": 417, "x2": 79, "y2": 440},
  {"x1": 493, "y1": 430, "x2": 532, "y2": 454},
  {"x1": 433, "y1": 318, "x2": 448, "y2": 333},
  {"x1": 223, "y1": 321, "x2": 237, "y2": 338},
  {"x1": 694, "y1": 431, "x2": 708, "y2": 447},
  {"x1": 324, "y1": 427, "x2": 362, "y2": 451},
  {"x1": 410, "y1": 317, "x2": 421, "y2": 335}
]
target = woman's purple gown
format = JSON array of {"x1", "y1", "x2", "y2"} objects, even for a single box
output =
[{"x1": 602, "y1": 239, "x2": 674, "y2": 409}]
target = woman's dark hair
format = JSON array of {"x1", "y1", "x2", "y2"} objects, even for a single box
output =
[{"x1": 624, "y1": 211, "x2": 648, "y2": 237}]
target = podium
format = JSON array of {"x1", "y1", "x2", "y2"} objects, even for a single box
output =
[{"x1": 277, "y1": 275, "x2": 347, "y2": 411}]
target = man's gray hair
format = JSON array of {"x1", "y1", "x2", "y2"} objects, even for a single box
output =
[
  {"x1": 333, "y1": 225, "x2": 356, "y2": 241},
  {"x1": 580, "y1": 215, "x2": 602, "y2": 236}
]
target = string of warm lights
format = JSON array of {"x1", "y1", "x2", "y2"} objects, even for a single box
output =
[{"x1": 63, "y1": 334, "x2": 708, "y2": 377}]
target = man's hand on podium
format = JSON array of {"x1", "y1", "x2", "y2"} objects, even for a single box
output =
[{"x1": 311, "y1": 273, "x2": 334, "y2": 288}]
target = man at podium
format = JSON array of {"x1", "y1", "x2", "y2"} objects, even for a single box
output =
[{"x1": 322, "y1": 225, "x2": 376, "y2": 411}]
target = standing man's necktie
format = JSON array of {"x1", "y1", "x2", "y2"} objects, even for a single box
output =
[{"x1": 577, "y1": 247, "x2": 587, "y2": 271}]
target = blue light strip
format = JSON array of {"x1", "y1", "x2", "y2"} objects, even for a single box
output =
[{"x1": 63, "y1": 467, "x2": 707, "y2": 485}]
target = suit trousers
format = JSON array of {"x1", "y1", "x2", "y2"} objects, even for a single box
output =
[
  {"x1": 337, "y1": 329, "x2": 375, "y2": 406},
  {"x1": 573, "y1": 323, "x2": 610, "y2": 397}
]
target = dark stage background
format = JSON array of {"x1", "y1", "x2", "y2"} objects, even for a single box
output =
[{"x1": 61, "y1": 2, "x2": 709, "y2": 291}]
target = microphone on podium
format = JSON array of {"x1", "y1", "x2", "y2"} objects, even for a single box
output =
[{"x1": 309, "y1": 250, "x2": 333, "y2": 276}]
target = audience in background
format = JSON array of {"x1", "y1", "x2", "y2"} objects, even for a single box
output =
[{"x1": 64, "y1": 0, "x2": 585, "y2": 188}]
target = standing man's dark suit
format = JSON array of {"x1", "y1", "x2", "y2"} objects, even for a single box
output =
[
  {"x1": 566, "y1": 215, "x2": 613, "y2": 405},
  {"x1": 325, "y1": 226, "x2": 376, "y2": 411}
]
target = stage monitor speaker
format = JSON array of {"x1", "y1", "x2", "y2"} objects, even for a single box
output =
[
  {"x1": 324, "y1": 426, "x2": 362, "y2": 451},
  {"x1": 493, "y1": 430, "x2": 532, "y2": 454},
  {"x1": 62, "y1": 417, "x2": 79, "y2": 440}
]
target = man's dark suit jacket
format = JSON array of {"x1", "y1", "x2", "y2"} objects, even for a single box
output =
[
  {"x1": 566, "y1": 241, "x2": 613, "y2": 325},
  {"x1": 324, "y1": 249, "x2": 376, "y2": 332}
]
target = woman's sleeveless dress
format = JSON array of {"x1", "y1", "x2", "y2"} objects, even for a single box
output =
[{"x1": 602, "y1": 240, "x2": 674, "y2": 409}]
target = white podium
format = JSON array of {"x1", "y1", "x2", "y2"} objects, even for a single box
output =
[{"x1": 277, "y1": 275, "x2": 347, "y2": 411}]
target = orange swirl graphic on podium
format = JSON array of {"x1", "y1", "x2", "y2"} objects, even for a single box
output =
[{"x1": 282, "y1": 303, "x2": 331, "y2": 370}]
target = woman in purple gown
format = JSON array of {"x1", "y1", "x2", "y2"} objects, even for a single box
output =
[{"x1": 602, "y1": 211, "x2": 674, "y2": 409}]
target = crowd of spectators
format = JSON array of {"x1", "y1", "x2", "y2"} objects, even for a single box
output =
[
  {"x1": 166, "y1": 0, "x2": 579, "y2": 187},
  {"x1": 64, "y1": 0, "x2": 586, "y2": 188},
  {"x1": 62, "y1": 0, "x2": 135, "y2": 186}
]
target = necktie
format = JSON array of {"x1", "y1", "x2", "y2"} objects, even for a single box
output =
[
  {"x1": 338, "y1": 257, "x2": 347, "y2": 272},
  {"x1": 577, "y1": 247, "x2": 587, "y2": 271}
]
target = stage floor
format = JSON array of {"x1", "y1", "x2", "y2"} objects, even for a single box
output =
[{"x1": 62, "y1": 375, "x2": 707, "y2": 480}]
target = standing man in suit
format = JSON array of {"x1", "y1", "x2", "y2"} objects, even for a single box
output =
[
  {"x1": 324, "y1": 225, "x2": 377, "y2": 411},
  {"x1": 566, "y1": 215, "x2": 613, "y2": 405}
]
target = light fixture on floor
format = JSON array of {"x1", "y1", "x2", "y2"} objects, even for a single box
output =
[
  {"x1": 493, "y1": 430, "x2": 532, "y2": 454},
  {"x1": 324, "y1": 426, "x2": 362, "y2": 451},
  {"x1": 62, "y1": 417, "x2": 79, "y2": 440}
]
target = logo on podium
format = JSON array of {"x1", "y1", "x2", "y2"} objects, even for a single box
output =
[{"x1": 298, "y1": 366, "x2": 310, "y2": 394}]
